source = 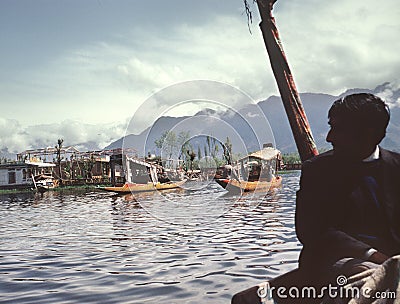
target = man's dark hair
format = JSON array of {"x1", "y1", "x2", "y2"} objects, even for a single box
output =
[{"x1": 328, "y1": 93, "x2": 390, "y2": 132}]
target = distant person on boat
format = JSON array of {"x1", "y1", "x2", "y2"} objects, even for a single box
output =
[{"x1": 232, "y1": 93, "x2": 400, "y2": 303}]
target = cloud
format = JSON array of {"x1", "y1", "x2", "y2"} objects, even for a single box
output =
[
  {"x1": 0, "y1": 118, "x2": 26, "y2": 153},
  {"x1": 108, "y1": 15, "x2": 276, "y2": 101},
  {"x1": 108, "y1": 2, "x2": 400, "y2": 104},
  {"x1": 273, "y1": 0, "x2": 400, "y2": 94},
  {"x1": 123, "y1": 80, "x2": 262, "y2": 135},
  {"x1": 1, "y1": 0, "x2": 399, "y2": 138},
  {"x1": 375, "y1": 81, "x2": 400, "y2": 108},
  {"x1": 0, "y1": 118, "x2": 127, "y2": 154}
]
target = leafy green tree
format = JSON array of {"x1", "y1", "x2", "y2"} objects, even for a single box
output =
[
  {"x1": 64, "y1": 160, "x2": 71, "y2": 179},
  {"x1": 155, "y1": 130, "x2": 188, "y2": 160},
  {"x1": 213, "y1": 139, "x2": 219, "y2": 161},
  {"x1": 154, "y1": 131, "x2": 168, "y2": 156},
  {"x1": 164, "y1": 131, "x2": 177, "y2": 159},
  {"x1": 203, "y1": 145, "x2": 208, "y2": 167},
  {"x1": 177, "y1": 131, "x2": 191, "y2": 161},
  {"x1": 282, "y1": 152, "x2": 301, "y2": 165},
  {"x1": 206, "y1": 135, "x2": 211, "y2": 157}
]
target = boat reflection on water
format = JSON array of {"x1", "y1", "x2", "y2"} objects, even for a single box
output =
[{"x1": 0, "y1": 171, "x2": 302, "y2": 304}]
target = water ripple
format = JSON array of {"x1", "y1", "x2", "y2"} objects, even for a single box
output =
[{"x1": 0, "y1": 172, "x2": 301, "y2": 303}]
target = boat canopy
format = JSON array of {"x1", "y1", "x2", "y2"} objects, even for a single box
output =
[
  {"x1": 125, "y1": 156, "x2": 158, "y2": 184},
  {"x1": 127, "y1": 157, "x2": 152, "y2": 168},
  {"x1": 237, "y1": 147, "x2": 280, "y2": 162}
]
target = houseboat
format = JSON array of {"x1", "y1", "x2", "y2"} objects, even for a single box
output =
[
  {"x1": 101, "y1": 155, "x2": 185, "y2": 194},
  {"x1": 214, "y1": 146, "x2": 282, "y2": 193},
  {"x1": 0, "y1": 160, "x2": 56, "y2": 191}
]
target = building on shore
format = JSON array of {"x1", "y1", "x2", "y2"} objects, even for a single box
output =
[
  {"x1": 0, "y1": 161, "x2": 55, "y2": 190},
  {"x1": 0, "y1": 147, "x2": 138, "y2": 190}
]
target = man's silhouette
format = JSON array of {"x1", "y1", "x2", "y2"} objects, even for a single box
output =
[{"x1": 232, "y1": 93, "x2": 400, "y2": 303}]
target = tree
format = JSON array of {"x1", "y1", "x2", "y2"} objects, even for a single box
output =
[
  {"x1": 212, "y1": 137, "x2": 219, "y2": 161},
  {"x1": 64, "y1": 160, "x2": 71, "y2": 179},
  {"x1": 154, "y1": 131, "x2": 168, "y2": 156},
  {"x1": 164, "y1": 131, "x2": 177, "y2": 159},
  {"x1": 177, "y1": 131, "x2": 191, "y2": 161},
  {"x1": 223, "y1": 136, "x2": 233, "y2": 165},
  {"x1": 83, "y1": 154, "x2": 96, "y2": 179},
  {"x1": 55, "y1": 138, "x2": 64, "y2": 183},
  {"x1": 282, "y1": 152, "x2": 301, "y2": 165},
  {"x1": 203, "y1": 145, "x2": 208, "y2": 158},
  {"x1": 154, "y1": 130, "x2": 180, "y2": 159},
  {"x1": 206, "y1": 135, "x2": 211, "y2": 157},
  {"x1": 188, "y1": 150, "x2": 196, "y2": 171}
]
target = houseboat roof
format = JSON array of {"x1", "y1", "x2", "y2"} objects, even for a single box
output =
[
  {"x1": 0, "y1": 161, "x2": 55, "y2": 169},
  {"x1": 0, "y1": 162, "x2": 29, "y2": 169},
  {"x1": 238, "y1": 147, "x2": 280, "y2": 162},
  {"x1": 18, "y1": 146, "x2": 80, "y2": 156},
  {"x1": 126, "y1": 156, "x2": 153, "y2": 168}
]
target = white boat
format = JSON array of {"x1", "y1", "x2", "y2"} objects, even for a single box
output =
[{"x1": 33, "y1": 174, "x2": 59, "y2": 192}]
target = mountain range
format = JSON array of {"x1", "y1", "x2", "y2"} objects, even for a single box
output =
[{"x1": 105, "y1": 82, "x2": 400, "y2": 155}]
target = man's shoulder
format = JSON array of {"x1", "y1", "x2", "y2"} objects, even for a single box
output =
[
  {"x1": 302, "y1": 150, "x2": 336, "y2": 168},
  {"x1": 380, "y1": 147, "x2": 400, "y2": 167},
  {"x1": 299, "y1": 150, "x2": 341, "y2": 185},
  {"x1": 304, "y1": 148, "x2": 400, "y2": 167}
]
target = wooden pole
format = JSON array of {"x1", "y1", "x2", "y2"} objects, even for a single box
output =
[
  {"x1": 256, "y1": 0, "x2": 319, "y2": 162},
  {"x1": 31, "y1": 173, "x2": 37, "y2": 191}
]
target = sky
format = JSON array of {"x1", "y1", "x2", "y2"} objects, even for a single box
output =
[{"x1": 0, "y1": 0, "x2": 399, "y2": 154}]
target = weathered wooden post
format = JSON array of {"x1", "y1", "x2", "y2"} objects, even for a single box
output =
[
  {"x1": 256, "y1": 0, "x2": 319, "y2": 161},
  {"x1": 232, "y1": 2, "x2": 320, "y2": 302}
]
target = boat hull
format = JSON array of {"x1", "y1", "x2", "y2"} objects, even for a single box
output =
[
  {"x1": 215, "y1": 176, "x2": 282, "y2": 193},
  {"x1": 101, "y1": 180, "x2": 186, "y2": 194}
]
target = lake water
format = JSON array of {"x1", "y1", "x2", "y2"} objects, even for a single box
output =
[{"x1": 0, "y1": 172, "x2": 301, "y2": 304}]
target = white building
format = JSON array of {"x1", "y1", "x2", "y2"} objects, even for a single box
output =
[{"x1": 0, "y1": 161, "x2": 55, "y2": 190}]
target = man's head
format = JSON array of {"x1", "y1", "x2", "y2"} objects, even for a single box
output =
[{"x1": 326, "y1": 93, "x2": 390, "y2": 161}]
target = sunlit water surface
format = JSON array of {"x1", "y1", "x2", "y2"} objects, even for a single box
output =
[{"x1": 0, "y1": 172, "x2": 301, "y2": 303}]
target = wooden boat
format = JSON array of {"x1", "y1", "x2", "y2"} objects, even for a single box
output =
[
  {"x1": 100, "y1": 155, "x2": 186, "y2": 194},
  {"x1": 215, "y1": 175, "x2": 282, "y2": 193},
  {"x1": 101, "y1": 179, "x2": 186, "y2": 194},
  {"x1": 214, "y1": 145, "x2": 283, "y2": 193}
]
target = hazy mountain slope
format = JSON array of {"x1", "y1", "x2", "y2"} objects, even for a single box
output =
[{"x1": 105, "y1": 83, "x2": 400, "y2": 154}]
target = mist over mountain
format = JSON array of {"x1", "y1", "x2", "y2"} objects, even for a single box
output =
[
  {"x1": 3, "y1": 82, "x2": 397, "y2": 160},
  {"x1": 106, "y1": 82, "x2": 400, "y2": 155}
]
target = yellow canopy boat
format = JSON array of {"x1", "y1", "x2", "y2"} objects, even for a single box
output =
[
  {"x1": 214, "y1": 145, "x2": 283, "y2": 193},
  {"x1": 215, "y1": 175, "x2": 282, "y2": 193},
  {"x1": 100, "y1": 155, "x2": 185, "y2": 194}
]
